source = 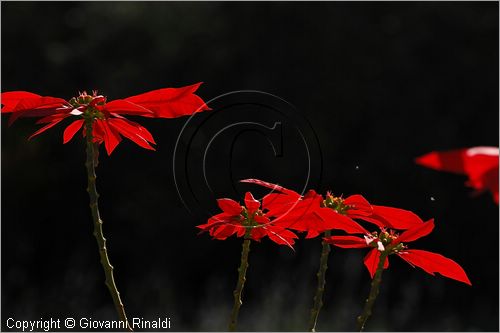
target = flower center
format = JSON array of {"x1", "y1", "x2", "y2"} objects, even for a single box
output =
[
  {"x1": 69, "y1": 91, "x2": 107, "y2": 121},
  {"x1": 366, "y1": 230, "x2": 406, "y2": 254},
  {"x1": 240, "y1": 207, "x2": 264, "y2": 227},
  {"x1": 323, "y1": 193, "x2": 351, "y2": 214}
]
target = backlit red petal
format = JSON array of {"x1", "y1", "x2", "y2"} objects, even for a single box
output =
[
  {"x1": 107, "y1": 118, "x2": 156, "y2": 151},
  {"x1": 344, "y1": 194, "x2": 373, "y2": 217},
  {"x1": 324, "y1": 235, "x2": 369, "y2": 248},
  {"x1": 364, "y1": 248, "x2": 389, "y2": 278},
  {"x1": 244, "y1": 192, "x2": 260, "y2": 213},
  {"x1": 1, "y1": 91, "x2": 41, "y2": 112},
  {"x1": 217, "y1": 198, "x2": 243, "y2": 215},
  {"x1": 104, "y1": 99, "x2": 154, "y2": 116},
  {"x1": 315, "y1": 208, "x2": 370, "y2": 234},
  {"x1": 397, "y1": 249, "x2": 471, "y2": 285},
  {"x1": 369, "y1": 205, "x2": 424, "y2": 229},
  {"x1": 264, "y1": 227, "x2": 297, "y2": 249},
  {"x1": 123, "y1": 83, "x2": 210, "y2": 118},
  {"x1": 212, "y1": 225, "x2": 238, "y2": 240},
  {"x1": 28, "y1": 114, "x2": 70, "y2": 140},
  {"x1": 96, "y1": 119, "x2": 122, "y2": 155},
  {"x1": 63, "y1": 119, "x2": 84, "y2": 144},
  {"x1": 416, "y1": 147, "x2": 499, "y2": 205},
  {"x1": 240, "y1": 178, "x2": 301, "y2": 197},
  {"x1": 396, "y1": 219, "x2": 435, "y2": 243}
]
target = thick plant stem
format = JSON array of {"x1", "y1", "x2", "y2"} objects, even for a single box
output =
[
  {"x1": 85, "y1": 121, "x2": 132, "y2": 331},
  {"x1": 356, "y1": 250, "x2": 390, "y2": 332},
  {"x1": 228, "y1": 231, "x2": 252, "y2": 332},
  {"x1": 308, "y1": 230, "x2": 332, "y2": 332}
]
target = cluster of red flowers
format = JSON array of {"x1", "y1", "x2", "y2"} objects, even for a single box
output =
[
  {"x1": 199, "y1": 178, "x2": 471, "y2": 285},
  {"x1": 197, "y1": 192, "x2": 298, "y2": 248},
  {"x1": 1, "y1": 83, "x2": 210, "y2": 155}
]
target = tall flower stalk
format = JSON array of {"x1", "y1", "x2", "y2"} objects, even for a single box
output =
[
  {"x1": 239, "y1": 179, "x2": 375, "y2": 331},
  {"x1": 84, "y1": 118, "x2": 131, "y2": 330},
  {"x1": 197, "y1": 192, "x2": 297, "y2": 331},
  {"x1": 308, "y1": 230, "x2": 331, "y2": 332},
  {"x1": 325, "y1": 219, "x2": 471, "y2": 331},
  {"x1": 1, "y1": 85, "x2": 210, "y2": 325},
  {"x1": 229, "y1": 230, "x2": 252, "y2": 331},
  {"x1": 356, "y1": 248, "x2": 389, "y2": 331}
]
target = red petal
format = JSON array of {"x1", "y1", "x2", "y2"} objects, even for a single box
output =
[
  {"x1": 397, "y1": 249, "x2": 471, "y2": 285},
  {"x1": 265, "y1": 227, "x2": 297, "y2": 249},
  {"x1": 416, "y1": 147, "x2": 499, "y2": 205},
  {"x1": 250, "y1": 227, "x2": 267, "y2": 241},
  {"x1": 262, "y1": 192, "x2": 302, "y2": 216},
  {"x1": 324, "y1": 235, "x2": 369, "y2": 248},
  {"x1": 63, "y1": 119, "x2": 84, "y2": 144},
  {"x1": 95, "y1": 119, "x2": 122, "y2": 155},
  {"x1": 216, "y1": 198, "x2": 242, "y2": 215},
  {"x1": 396, "y1": 219, "x2": 435, "y2": 243},
  {"x1": 305, "y1": 229, "x2": 321, "y2": 239},
  {"x1": 344, "y1": 194, "x2": 373, "y2": 217},
  {"x1": 416, "y1": 147, "x2": 498, "y2": 176},
  {"x1": 315, "y1": 208, "x2": 370, "y2": 234},
  {"x1": 1, "y1": 92, "x2": 66, "y2": 120},
  {"x1": 364, "y1": 248, "x2": 389, "y2": 278},
  {"x1": 254, "y1": 215, "x2": 270, "y2": 225},
  {"x1": 236, "y1": 226, "x2": 246, "y2": 238},
  {"x1": 104, "y1": 99, "x2": 154, "y2": 116},
  {"x1": 244, "y1": 192, "x2": 260, "y2": 213},
  {"x1": 107, "y1": 118, "x2": 156, "y2": 151},
  {"x1": 268, "y1": 195, "x2": 322, "y2": 230},
  {"x1": 198, "y1": 212, "x2": 241, "y2": 239},
  {"x1": 212, "y1": 225, "x2": 238, "y2": 240},
  {"x1": 240, "y1": 178, "x2": 301, "y2": 197},
  {"x1": 123, "y1": 83, "x2": 210, "y2": 118},
  {"x1": 416, "y1": 150, "x2": 466, "y2": 174},
  {"x1": 28, "y1": 114, "x2": 70, "y2": 140},
  {"x1": 366, "y1": 205, "x2": 424, "y2": 229},
  {"x1": 36, "y1": 113, "x2": 69, "y2": 124},
  {"x1": 1, "y1": 91, "x2": 41, "y2": 112},
  {"x1": 8, "y1": 105, "x2": 69, "y2": 127},
  {"x1": 91, "y1": 121, "x2": 104, "y2": 143}
]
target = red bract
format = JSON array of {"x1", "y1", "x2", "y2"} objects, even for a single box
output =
[
  {"x1": 241, "y1": 179, "x2": 371, "y2": 237},
  {"x1": 416, "y1": 147, "x2": 499, "y2": 204},
  {"x1": 197, "y1": 192, "x2": 298, "y2": 249},
  {"x1": 240, "y1": 179, "x2": 423, "y2": 238},
  {"x1": 1, "y1": 83, "x2": 210, "y2": 155},
  {"x1": 325, "y1": 219, "x2": 471, "y2": 285},
  {"x1": 356, "y1": 205, "x2": 424, "y2": 230}
]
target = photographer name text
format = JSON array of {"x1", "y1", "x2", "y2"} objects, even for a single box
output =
[{"x1": 6, "y1": 317, "x2": 171, "y2": 331}]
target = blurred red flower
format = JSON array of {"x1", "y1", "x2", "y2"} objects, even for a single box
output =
[
  {"x1": 197, "y1": 192, "x2": 298, "y2": 248},
  {"x1": 325, "y1": 219, "x2": 471, "y2": 285},
  {"x1": 416, "y1": 147, "x2": 499, "y2": 204},
  {"x1": 1, "y1": 83, "x2": 210, "y2": 155}
]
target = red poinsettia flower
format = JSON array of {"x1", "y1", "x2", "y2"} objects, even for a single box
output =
[
  {"x1": 1, "y1": 83, "x2": 210, "y2": 155},
  {"x1": 197, "y1": 192, "x2": 298, "y2": 248},
  {"x1": 416, "y1": 146, "x2": 499, "y2": 204},
  {"x1": 240, "y1": 179, "x2": 423, "y2": 238},
  {"x1": 325, "y1": 219, "x2": 471, "y2": 285},
  {"x1": 240, "y1": 179, "x2": 370, "y2": 237}
]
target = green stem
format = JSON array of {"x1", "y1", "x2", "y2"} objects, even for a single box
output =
[
  {"x1": 356, "y1": 250, "x2": 390, "y2": 332},
  {"x1": 308, "y1": 230, "x2": 332, "y2": 332},
  {"x1": 228, "y1": 231, "x2": 252, "y2": 331},
  {"x1": 85, "y1": 120, "x2": 132, "y2": 331}
]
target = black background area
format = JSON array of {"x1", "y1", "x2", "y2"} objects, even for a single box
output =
[{"x1": 1, "y1": 2, "x2": 498, "y2": 331}]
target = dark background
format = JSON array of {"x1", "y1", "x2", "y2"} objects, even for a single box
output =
[{"x1": 1, "y1": 2, "x2": 498, "y2": 331}]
